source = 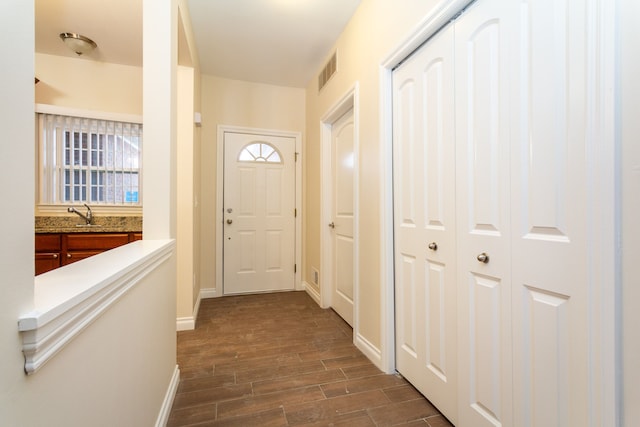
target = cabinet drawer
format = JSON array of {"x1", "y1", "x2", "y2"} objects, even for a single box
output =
[
  {"x1": 63, "y1": 250, "x2": 104, "y2": 265},
  {"x1": 35, "y1": 252, "x2": 61, "y2": 275},
  {"x1": 35, "y1": 234, "x2": 61, "y2": 251},
  {"x1": 66, "y1": 233, "x2": 130, "y2": 250}
]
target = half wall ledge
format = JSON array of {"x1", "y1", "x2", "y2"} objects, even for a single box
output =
[{"x1": 18, "y1": 239, "x2": 175, "y2": 374}]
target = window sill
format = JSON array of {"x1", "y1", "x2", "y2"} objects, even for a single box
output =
[
  {"x1": 18, "y1": 239, "x2": 175, "y2": 374},
  {"x1": 36, "y1": 204, "x2": 143, "y2": 217}
]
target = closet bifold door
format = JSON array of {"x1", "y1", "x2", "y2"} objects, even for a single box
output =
[
  {"x1": 392, "y1": 23, "x2": 458, "y2": 424},
  {"x1": 455, "y1": 0, "x2": 517, "y2": 426},
  {"x1": 510, "y1": 0, "x2": 591, "y2": 426}
]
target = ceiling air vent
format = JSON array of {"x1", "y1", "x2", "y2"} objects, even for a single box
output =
[{"x1": 318, "y1": 51, "x2": 337, "y2": 92}]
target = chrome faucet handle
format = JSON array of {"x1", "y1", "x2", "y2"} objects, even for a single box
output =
[{"x1": 83, "y1": 204, "x2": 93, "y2": 223}]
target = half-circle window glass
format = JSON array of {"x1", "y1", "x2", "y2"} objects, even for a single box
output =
[{"x1": 238, "y1": 142, "x2": 282, "y2": 163}]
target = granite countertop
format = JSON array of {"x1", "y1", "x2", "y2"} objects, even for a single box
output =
[{"x1": 35, "y1": 216, "x2": 143, "y2": 234}]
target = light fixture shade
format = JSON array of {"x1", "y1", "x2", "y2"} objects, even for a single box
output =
[{"x1": 59, "y1": 33, "x2": 97, "y2": 56}]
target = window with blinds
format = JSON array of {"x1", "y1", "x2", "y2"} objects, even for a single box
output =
[{"x1": 39, "y1": 114, "x2": 142, "y2": 206}]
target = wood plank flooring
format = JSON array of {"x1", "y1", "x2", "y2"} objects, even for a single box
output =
[{"x1": 168, "y1": 291, "x2": 453, "y2": 426}]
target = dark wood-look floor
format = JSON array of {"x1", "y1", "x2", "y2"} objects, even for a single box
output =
[{"x1": 168, "y1": 291, "x2": 453, "y2": 427}]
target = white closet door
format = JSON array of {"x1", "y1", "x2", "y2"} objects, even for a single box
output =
[
  {"x1": 455, "y1": 1, "x2": 517, "y2": 426},
  {"x1": 510, "y1": 1, "x2": 590, "y2": 425},
  {"x1": 393, "y1": 24, "x2": 458, "y2": 423}
]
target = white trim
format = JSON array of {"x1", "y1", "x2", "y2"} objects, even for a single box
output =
[
  {"x1": 320, "y1": 83, "x2": 360, "y2": 331},
  {"x1": 200, "y1": 287, "x2": 218, "y2": 299},
  {"x1": 354, "y1": 332, "x2": 383, "y2": 370},
  {"x1": 176, "y1": 291, "x2": 201, "y2": 331},
  {"x1": 36, "y1": 204, "x2": 143, "y2": 217},
  {"x1": 19, "y1": 239, "x2": 175, "y2": 374},
  {"x1": 155, "y1": 365, "x2": 180, "y2": 427},
  {"x1": 378, "y1": 0, "x2": 478, "y2": 375},
  {"x1": 215, "y1": 125, "x2": 303, "y2": 296},
  {"x1": 303, "y1": 281, "x2": 321, "y2": 306},
  {"x1": 176, "y1": 317, "x2": 194, "y2": 331},
  {"x1": 35, "y1": 103, "x2": 143, "y2": 124}
]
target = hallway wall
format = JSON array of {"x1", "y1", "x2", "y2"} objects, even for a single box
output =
[
  {"x1": 303, "y1": 0, "x2": 438, "y2": 360},
  {"x1": 199, "y1": 75, "x2": 305, "y2": 294}
]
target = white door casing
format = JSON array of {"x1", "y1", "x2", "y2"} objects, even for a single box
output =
[
  {"x1": 329, "y1": 108, "x2": 355, "y2": 326},
  {"x1": 392, "y1": 23, "x2": 458, "y2": 423},
  {"x1": 222, "y1": 132, "x2": 296, "y2": 295}
]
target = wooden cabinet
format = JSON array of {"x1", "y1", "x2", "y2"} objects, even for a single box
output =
[
  {"x1": 63, "y1": 233, "x2": 131, "y2": 266},
  {"x1": 35, "y1": 232, "x2": 142, "y2": 274},
  {"x1": 35, "y1": 234, "x2": 62, "y2": 275}
]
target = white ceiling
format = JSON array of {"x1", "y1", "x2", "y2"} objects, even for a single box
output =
[{"x1": 35, "y1": 0, "x2": 361, "y2": 88}]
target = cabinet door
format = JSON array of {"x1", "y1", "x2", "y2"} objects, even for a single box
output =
[
  {"x1": 455, "y1": 1, "x2": 517, "y2": 426},
  {"x1": 35, "y1": 252, "x2": 61, "y2": 275},
  {"x1": 393, "y1": 23, "x2": 458, "y2": 423}
]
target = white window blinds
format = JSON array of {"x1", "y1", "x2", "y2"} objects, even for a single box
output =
[{"x1": 39, "y1": 114, "x2": 142, "y2": 206}]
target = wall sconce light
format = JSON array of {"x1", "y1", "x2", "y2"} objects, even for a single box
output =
[{"x1": 59, "y1": 32, "x2": 97, "y2": 56}]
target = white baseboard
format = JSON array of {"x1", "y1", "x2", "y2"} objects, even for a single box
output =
[
  {"x1": 355, "y1": 332, "x2": 384, "y2": 371},
  {"x1": 176, "y1": 317, "x2": 194, "y2": 331},
  {"x1": 303, "y1": 281, "x2": 321, "y2": 306},
  {"x1": 155, "y1": 365, "x2": 180, "y2": 427},
  {"x1": 200, "y1": 287, "x2": 218, "y2": 299},
  {"x1": 176, "y1": 291, "x2": 202, "y2": 331}
]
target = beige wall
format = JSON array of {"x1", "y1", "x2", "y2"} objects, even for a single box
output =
[
  {"x1": 199, "y1": 75, "x2": 305, "y2": 292},
  {"x1": 304, "y1": 0, "x2": 438, "y2": 352},
  {"x1": 35, "y1": 52, "x2": 142, "y2": 115},
  {"x1": 622, "y1": 0, "x2": 639, "y2": 423},
  {"x1": 176, "y1": 0, "x2": 202, "y2": 322}
]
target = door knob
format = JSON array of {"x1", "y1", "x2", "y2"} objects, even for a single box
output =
[
  {"x1": 328, "y1": 222, "x2": 335, "y2": 229},
  {"x1": 477, "y1": 252, "x2": 489, "y2": 263},
  {"x1": 226, "y1": 219, "x2": 233, "y2": 225},
  {"x1": 428, "y1": 242, "x2": 438, "y2": 251}
]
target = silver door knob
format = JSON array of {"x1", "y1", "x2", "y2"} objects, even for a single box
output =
[
  {"x1": 477, "y1": 252, "x2": 489, "y2": 263},
  {"x1": 226, "y1": 219, "x2": 233, "y2": 225},
  {"x1": 428, "y1": 242, "x2": 438, "y2": 251},
  {"x1": 328, "y1": 222, "x2": 335, "y2": 229}
]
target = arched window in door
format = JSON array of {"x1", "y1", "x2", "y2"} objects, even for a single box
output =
[{"x1": 238, "y1": 142, "x2": 282, "y2": 163}]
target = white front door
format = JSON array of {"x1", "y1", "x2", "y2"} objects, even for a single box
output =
[
  {"x1": 223, "y1": 132, "x2": 296, "y2": 295},
  {"x1": 329, "y1": 108, "x2": 355, "y2": 326},
  {"x1": 393, "y1": 23, "x2": 458, "y2": 423}
]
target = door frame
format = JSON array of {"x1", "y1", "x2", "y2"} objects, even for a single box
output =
[
  {"x1": 379, "y1": 0, "x2": 619, "y2": 424},
  {"x1": 216, "y1": 125, "x2": 303, "y2": 295},
  {"x1": 320, "y1": 84, "x2": 359, "y2": 332}
]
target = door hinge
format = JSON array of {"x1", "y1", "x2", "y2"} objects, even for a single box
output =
[
  {"x1": 294, "y1": 208, "x2": 297, "y2": 217},
  {"x1": 295, "y1": 152, "x2": 299, "y2": 162},
  {"x1": 294, "y1": 264, "x2": 297, "y2": 273}
]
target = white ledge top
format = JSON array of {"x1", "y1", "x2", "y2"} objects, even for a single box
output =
[
  {"x1": 20, "y1": 239, "x2": 174, "y2": 332},
  {"x1": 18, "y1": 239, "x2": 175, "y2": 374}
]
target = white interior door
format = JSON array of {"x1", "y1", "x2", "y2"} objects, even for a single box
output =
[
  {"x1": 455, "y1": 1, "x2": 516, "y2": 425},
  {"x1": 223, "y1": 132, "x2": 296, "y2": 295},
  {"x1": 329, "y1": 108, "x2": 355, "y2": 326},
  {"x1": 510, "y1": 1, "x2": 591, "y2": 425},
  {"x1": 392, "y1": 24, "x2": 458, "y2": 423}
]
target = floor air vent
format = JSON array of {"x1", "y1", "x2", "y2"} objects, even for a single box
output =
[{"x1": 318, "y1": 51, "x2": 337, "y2": 92}]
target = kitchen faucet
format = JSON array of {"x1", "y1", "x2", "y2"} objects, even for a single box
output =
[{"x1": 68, "y1": 204, "x2": 93, "y2": 225}]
